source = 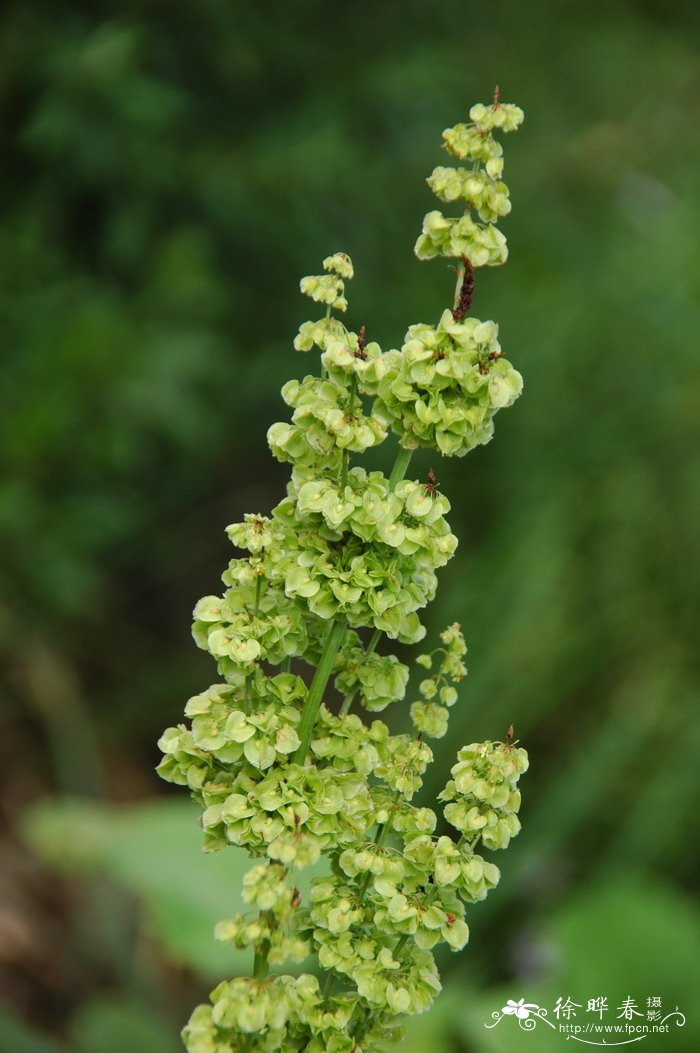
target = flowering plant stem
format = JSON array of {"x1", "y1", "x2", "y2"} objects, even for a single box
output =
[{"x1": 158, "y1": 92, "x2": 532, "y2": 1053}]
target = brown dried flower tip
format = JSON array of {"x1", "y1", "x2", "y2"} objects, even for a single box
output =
[
  {"x1": 354, "y1": 324, "x2": 368, "y2": 360},
  {"x1": 452, "y1": 256, "x2": 475, "y2": 321}
]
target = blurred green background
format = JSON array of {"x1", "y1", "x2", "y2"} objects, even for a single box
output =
[{"x1": 1, "y1": 1, "x2": 699, "y2": 1050}]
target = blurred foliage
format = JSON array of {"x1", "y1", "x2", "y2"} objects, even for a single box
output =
[
  {"x1": 68, "y1": 997, "x2": 180, "y2": 1053},
  {"x1": 20, "y1": 797, "x2": 252, "y2": 979},
  {"x1": 20, "y1": 797, "x2": 323, "y2": 980},
  {"x1": 1, "y1": 0, "x2": 699, "y2": 1049}
]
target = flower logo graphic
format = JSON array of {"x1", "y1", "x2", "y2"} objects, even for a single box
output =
[
  {"x1": 502, "y1": 998, "x2": 535, "y2": 1020},
  {"x1": 486, "y1": 999, "x2": 552, "y2": 1032}
]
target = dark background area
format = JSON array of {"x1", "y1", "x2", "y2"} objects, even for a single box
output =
[{"x1": 1, "y1": 2, "x2": 699, "y2": 1050}]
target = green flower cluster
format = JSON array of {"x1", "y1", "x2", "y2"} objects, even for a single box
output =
[
  {"x1": 186, "y1": 674, "x2": 301, "y2": 768},
  {"x1": 294, "y1": 315, "x2": 347, "y2": 354},
  {"x1": 415, "y1": 210, "x2": 508, "y2": 265},
  {"x1": 376, "y1": 309, "x2": 523, "y2": 456},
  {"x1": 192, "y1": 585, "x2": 308, "y2": 671},
  {"x1": 321, "y1": 333, "x2": 386, "y2": 394},
  {"x1": 277, "y1": 375, "x2": 387, "y2": 455},
  {"x1": 295, "y1": 252, "x2": 355, "y2": 343},
  {"x1": 268, "y1": 487, "x2": 445, "y2": 642},
  {"x1": 184, "y1": 973, "x2": 401, "y2": 1053},
  {"x1": 427, "y1": 168, "x2": 511, "y2": 223},
  {"x1": 183, "y1": 975, "x2": 319, "y2": 1052},
  {"x1": 158, "y1": 98, "x2": 529, "y2": 1053},
  {"x1": 299, "y1": 276, "x2": 347, "y2": 312},
  {"x1": 214, "y1": 863, "x2": 308, "y2": 965},
  {"x1": 334, "y1": 633, "x2": 409, "y2": 713},
  {"x1": 440, "y1": 740, "x2": 529, "y2": 850},
  {"x1": 415, "y1": 92, "x2": 523, "y2": 263}
]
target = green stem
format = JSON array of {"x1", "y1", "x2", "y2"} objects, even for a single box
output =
[
  {"x1": 338, "y1": 627, "x2": 382, "y2": 717},
  {"x1": 373, "y1": 801, "x2": 397, "y2": 852},
  {"x1": 282, "y1": 655, "x2": 292, "y2": 673},
  {"x1": 320, "y1": 306, "x2": 332, "y2": 378},
  {"x1": 293, "y1": 616, "x2": 348, "y2": 764},
  {"x1": 321, "y1": 970, "x2": 336, "y2": 1000},
  {"x1": 339, "y1": 375, "x2": 358, "y2": 491},
  {"x1": 458, "y1": 833, "x2": 481, "y2": 853},
  {"x1": 253, "y1": 573, "x2": 264, "y2": 615},
  {"x1": 367, "y1": 627, "x2": 382, "y2": 651},
  {"x1": 393, "y1": 933, "x2": 410, "y2": 957},
  {"x1": 253, "y1": 937, "x2": 270, "y2": 980},
  {"x1": 388, "y1": 446, "x2": 414, "y2": 489},
  {"x1": 339, "y1": 448, "x2": 349, "y2": 491}
]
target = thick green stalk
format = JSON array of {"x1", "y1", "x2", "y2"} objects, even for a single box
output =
[
  {"x1": 321, "y1": 970, "x2": 336, "y2": 1000},
  {"x1": 253, "y1": 939, "x2": 270, "y2": 980},
  {"x1": 253, "y1": 573, "x2": 264, "y2": 615},
  {"x1": 339, "y1": 448, "x2": 350, "y2": 491},
  {"x1": 387, "y1": 446, "x2": 413, "y2": 489},
  {"x1": 293, "y1": 616, "x2": 348, "y2": 763}
]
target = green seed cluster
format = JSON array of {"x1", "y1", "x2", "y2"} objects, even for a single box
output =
[
  {"x1": 375, "y1": 312, "x2": 523, "y2": 457},
  {"x1": 334, "y1": 634, "x2": 409, "y2": 713},
  {"x1": 158, "y1": 96, "x2": 527, "y2": 1052},
  {"x1": 415, "y1": 98, "x2": 524, "y2": 263},
  {"x1": 298, "y1": 253, "x2": 353, "y2": 312},
  {"x1": 440, "y1": 740, "x2": 529, "y2": 850}
]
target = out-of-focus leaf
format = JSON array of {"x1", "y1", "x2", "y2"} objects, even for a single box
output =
[
  {"x1": 21, "y1": 796, "x2": 322, "y2": 978},
  {"x1": 69, "y1": 997, "x2": 180, "y2": 1053}
]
